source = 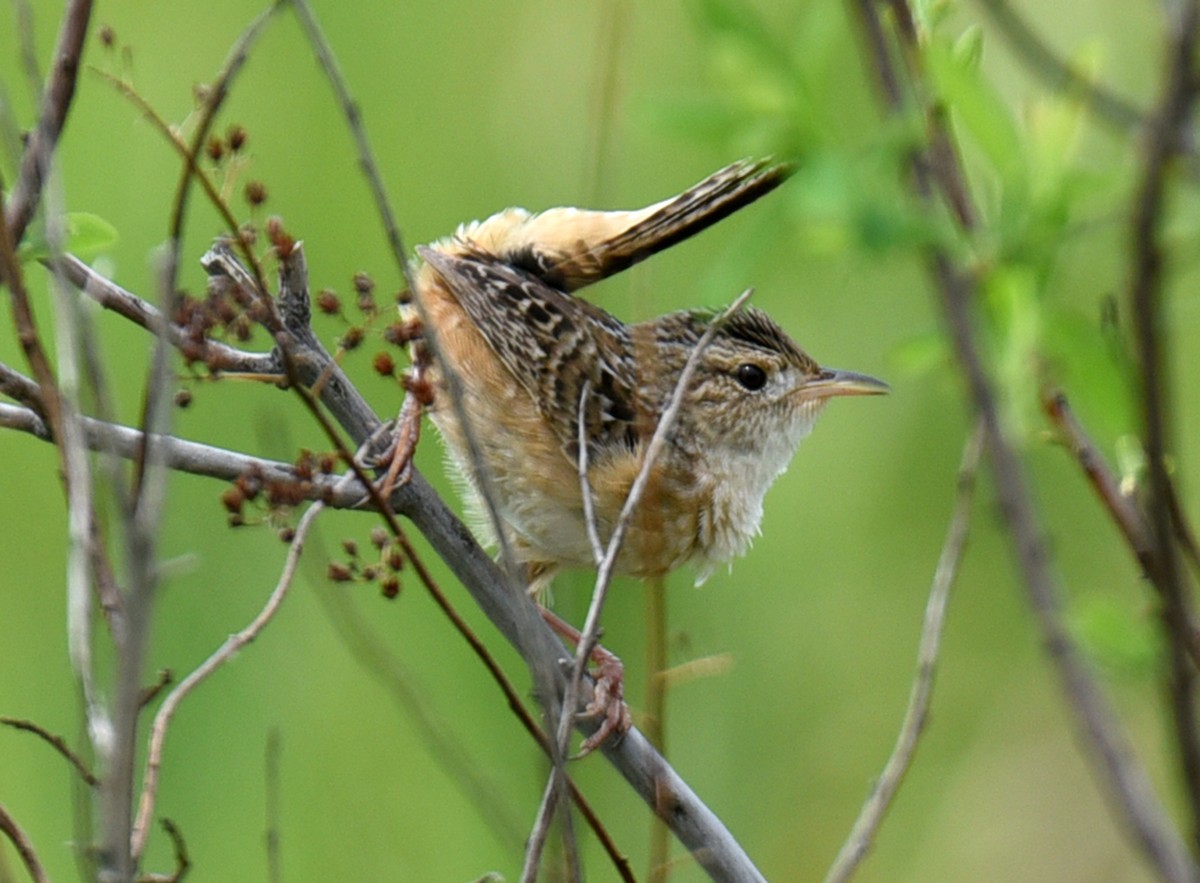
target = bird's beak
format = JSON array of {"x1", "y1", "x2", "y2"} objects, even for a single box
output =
[{"x1": 800, "y1": 368, "x2": 890, "y2": 400}]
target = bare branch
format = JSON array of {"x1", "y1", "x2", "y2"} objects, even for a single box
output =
[
  {"x1": 1041, "y1": 389, "x2": 1156, "y2": 568},
  {"x1": 131, "y1": 498, "x2": 327, "y2": 859},
  {"x1": 52, "y1": 253, "x2": 277, "y2": 375},
  {"x1": 1127, "y1": 0, "x2": 1200, "y2": 846},
  {"x1": 0, "y1": 802, "x2": 49, "y2": 883},
  {"x1": 4, "y1": 0, "x2": 93, "y2": 244},
  {"x1": 823, "y1": 422, "x2": 984, "y2": 883}
]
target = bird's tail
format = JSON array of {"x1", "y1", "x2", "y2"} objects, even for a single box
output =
[{"x1": 453, "y1": 158, "x2": 794, "y2": 292}]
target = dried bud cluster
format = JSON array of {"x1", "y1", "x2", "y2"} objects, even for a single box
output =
[
  {"x1": 219, "y1": 451, "x2": 339, "y2": 530},
  {"x1": 326, "y1": 525, "x2": 405, "y2": 599}
]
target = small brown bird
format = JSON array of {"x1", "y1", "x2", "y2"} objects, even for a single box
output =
[{"x1": 410, "y1": 159, "x2": 888, "y2": 590}]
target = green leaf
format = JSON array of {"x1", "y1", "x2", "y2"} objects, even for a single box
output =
[
  {"x1": 983, "y1": 264, "x2": 1042, "y2": 439},
  {"x1": 1069, "y1": 595, "x2": 1160, "y2": 678},
  {"x1": 18, "y1": 212, "x2": 119, "y2": 262},
  {"x1": 1115, "y1": 434, "x2": 1146, "y2": 497},
  {"x1": 888, "y1": 329, "x2": 950, "y2": 377},
  {"x1": 953, "y1": 24, "x2": 984, "y2": 72},
  {"x1": 927, "y1": 35, "x2": 1027, "y2": 193}
]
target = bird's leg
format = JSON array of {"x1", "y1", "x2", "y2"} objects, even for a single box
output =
[
  {"x1": 376, "y1": 354, "x2": 432, "y2": 501},
  {"x1": 539, "y1": 606, "x2": 632, "y2": 755}
]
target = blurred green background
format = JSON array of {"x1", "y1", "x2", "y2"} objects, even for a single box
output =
[{"x1": 1, "y1": 0, "x2": 1197, "y2": 880}]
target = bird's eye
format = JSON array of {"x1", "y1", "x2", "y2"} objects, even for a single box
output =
[{"x1": 734, "y1": 363, "x2": 768, "y2": 391}]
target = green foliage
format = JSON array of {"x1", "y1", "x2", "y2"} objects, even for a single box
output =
[
  {"x1": 681, "y1": 0, "x2": 1140, "y2": 454},
  {"x1": 18, "y1": 212, "x2": 119, "y2": 263},
  {"x1": 1069, "y1": 594, "x2": 1163, "y2": 677}
]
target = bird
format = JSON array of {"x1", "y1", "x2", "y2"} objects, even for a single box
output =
[{"x1": 407, "y1": 159, "x2": 888, "y2": 592}]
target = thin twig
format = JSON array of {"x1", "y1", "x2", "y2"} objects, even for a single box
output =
[
  {"x1": 1168, "y1": 484, "x2": 1200, "y2": 587},
  {"x1": 529, "y1": 289, "x2": 755, "y2": 879},
  {"x1": 571, "y1": 289, "x2": 755, "y2": 706},
  {"x1": 265, "y1": 728, "x2": 282, "y2": 883},
  {"x1": 0, "y1": 802, "x2": 49, "y2": 883},
  {"x1": 131, "y1": 498, "x2": 326, "y2": 859},
  {"x1": 1041, "y1": 389, "x2": 1156, "y2": 568},
  {"x1": 159, "y1": 818, "x2": 190, "y2": 883},
  {"x1": 49, "y1": 254, "x2": 276, "y2": 375},
  {"x1": 823, "y1": 422, "x2": 984, "y2": 883},
  {"x1": 577, "y1": 379, "x2": 606, "y2": 565},
  {"x1": 1, "y1": 716, "x2": 99, "y2": 787},
  {"x1": 974, "y1": 0, "x2": 1145, "y2": 134},
  {"x1": 1042, "y1": 388, "x2": 1200, "y2": 670},
  {"x1": 3, "y1": 168, "x2": 112, "y2": 857},
  {"x1": 1127, "y1": 0, "x2": 1200, "y2": 847},
  {"x1": 90, "y1": 68, "x2": 271, "y2": 300},
  {"x1": 3, "y1": 0, "x2": 93, "y2": 244},
  {"x1": 645, "y1": 575, "x2": 669, "y2": 882}
]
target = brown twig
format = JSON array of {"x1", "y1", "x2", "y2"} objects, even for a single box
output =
[
  {"x1": 1126, "y1": 0, "x2": 1200, "y2": 848},
  {"x1": 0, "y1": 802, "x2": 49, "y2": 883},
  {"x1": 0, "y1": 188, "x2": 65, "y2": 447},
  {"x1": 853, "y1": 2, "x2": 1199, "y2": 880},
  {"x1": 1041, "y1": 389, "x2": 1157, "y2": 569},
  {"x1": 135, "y1": 818, "x2": 190, "y2": 883},
  {"x1": 823, "y1": 422, "x2": 984, "y2": 883},
  {"x1": 1168, "y1": 483, "x2": 1200, "y2": 586},
  {"x1": 3, "y1": 0, "x2": 93, "y2": 244},
  {"x1": 1, "y1": 716, "x2": 99, "y2": 787}
]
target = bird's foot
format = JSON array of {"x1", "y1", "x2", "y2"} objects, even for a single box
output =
[
  {"x1": 538, "y1": 606, "x2": 633, "y2": 755},
  {"x1": 375, "y1": 363, "x2": 432, "y2": 501},
  {"x1": 578, "y1": 644, "x2": 632, "y2": 755}
]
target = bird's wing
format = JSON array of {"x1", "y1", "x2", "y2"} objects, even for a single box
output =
[{"x1": 418, "y1": 247, "x2": 642, "y2": 460}]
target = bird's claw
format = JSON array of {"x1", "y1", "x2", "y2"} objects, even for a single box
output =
[{"x1": 577, "y1": 651, "x2": 632, "y2": 756}]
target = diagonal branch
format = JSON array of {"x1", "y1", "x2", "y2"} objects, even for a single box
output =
[
  {"x1": 1126, "y1": 0, "x2": 1200, "y2": 848},
  {"x1": 974, "y1": 0, "x2": 1145, "y2": 134}
]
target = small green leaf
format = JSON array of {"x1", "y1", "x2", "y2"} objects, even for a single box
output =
[
  {"x1": 1115, "y1": 434, "x2": 1145, "y2": 497},
  {"x1": 888, "y1": 329, "x2": 950, "y2": 377},
  {"x1": 64, "y1": 212, "x2": 119, "y2": 258},
  {"x1": 953, "y1": 24, "x2": 984, "y2": 71},
  {"x1": 18, "y1": 212, "x2": 119, "y2": 262},
  {"x1": 1069, "y1": 595, "x2": 1160, "y2": 678},
  {"x1": 983, "y1": 264, "x2": 1042, "y2": 440},
  {"x1": 927, "y1": 36, "x2": 1027, "y2": 193}
]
